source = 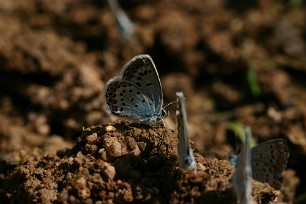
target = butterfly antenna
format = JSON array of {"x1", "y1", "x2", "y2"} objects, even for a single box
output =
[{"x1": 164, "y1": 99, "x2": 179, "y2": 109}]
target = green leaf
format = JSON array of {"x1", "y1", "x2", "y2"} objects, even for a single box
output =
[
  {"x1": 227, "y1": 122, "x2": 257, "y2": 148},
  {"x1": 247, "y1": 66, "x2": 261, "y2": 98}
]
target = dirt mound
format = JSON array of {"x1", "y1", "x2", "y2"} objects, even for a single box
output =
[{"x1": 2, "y1": 120, "x2": 281, "y2": 203}]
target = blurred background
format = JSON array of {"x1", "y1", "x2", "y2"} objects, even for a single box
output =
[{"x1": 0, "y1": 0, "x2": 305, "y2": 202}]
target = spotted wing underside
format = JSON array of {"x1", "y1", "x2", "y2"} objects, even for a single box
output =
[
  {"x1": 104, "y1": 78, "x2": 156, "y2": 122},
  {"x1": 121, "y1": 54, "x2": 163, "y2": 112},
  {"x1": 251, "y1": 139, "x2": 289, "y2": 189}
]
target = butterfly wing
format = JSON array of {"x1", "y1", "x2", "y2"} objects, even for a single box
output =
[
  {"x1": 120, "y1": 54, "x2": 163, "y2": 113},
  {"x1": 104, "y1": 78, "x2": 156, "y2": 123},
  {"x1": 176, "y1": 92, "x2": 196, "y2": 171},
  {"x1": 251, "y1": 139, "x2": 289, "y2": 189},
  {"x1": 233, "y1": 127, "x2": 252, "y2": 203}
]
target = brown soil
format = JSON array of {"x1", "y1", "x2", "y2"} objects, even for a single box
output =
[{"x1": 0, "y1": 0, "x2": 305, "y2": 203}]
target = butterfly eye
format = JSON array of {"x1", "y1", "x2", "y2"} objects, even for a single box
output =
[{"x1": 161, "y1": 109, "x2": 169, "y2": 117}]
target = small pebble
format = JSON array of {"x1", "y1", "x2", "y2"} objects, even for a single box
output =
[
  {"x1": 105, "y1": 125, "x2": 116, "y2": 132},
  {"x1": 104, "y1": 137, "x2": 122, "y2": 157},
  {"x1": 137, "y1": 142, "x2": 146, "y2": 151},
  {"x1": 103, "y1": 163, "x2": 116, "y2": 180},
  {"x1": 99, "y1": 148, "x2": 107, "y2": 161},
  {"x1": 86, "y1": 133, "x2": 98, "y2": 144}
]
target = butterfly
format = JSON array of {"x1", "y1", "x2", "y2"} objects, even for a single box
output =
[
  {"x1": 176, "y1": 91, "x2": 196, "y2": 171},
  {"x1": 104, "y1": 54, "x2": 169, "y2": 125},
  {"x1": 232, "y1": 126, "x2": 253, "y2": 204},
  {"x1": 230, "y1": 135, "x2": 289, "y2": 190}
]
